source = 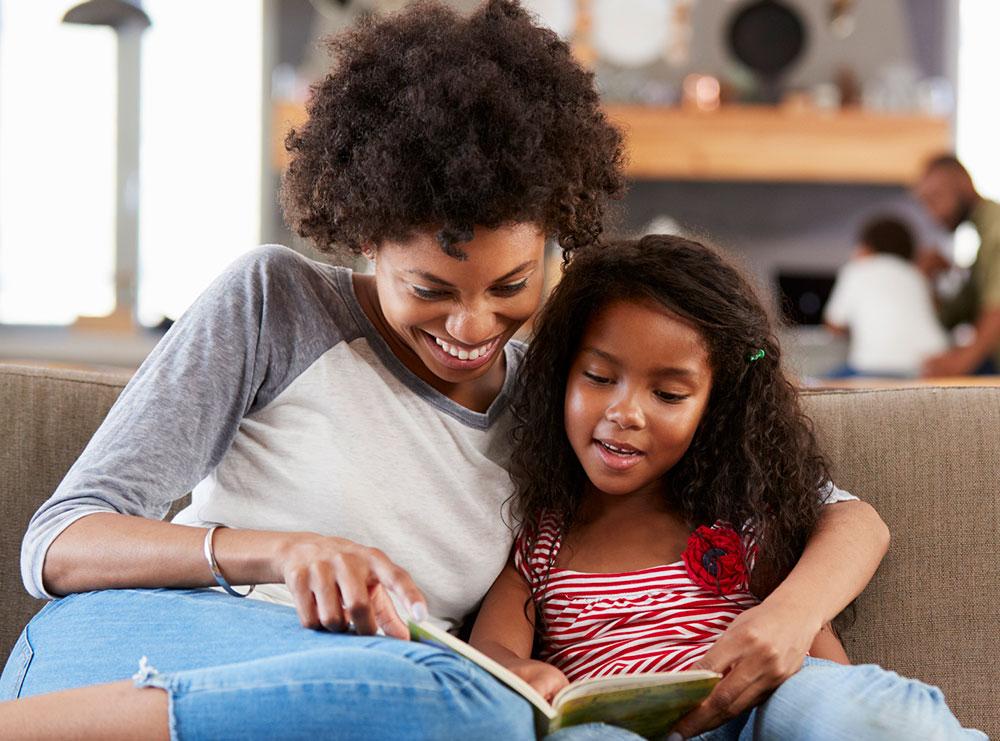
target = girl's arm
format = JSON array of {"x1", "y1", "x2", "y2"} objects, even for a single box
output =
[
  {"x1": 470, "y1": 560, "x2": 569, "y2": 701},
  {"x1": 672, "y1": 499, "x2": 889, "y2": 737}
]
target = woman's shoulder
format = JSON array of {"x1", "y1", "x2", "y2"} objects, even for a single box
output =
[
  {"x1": 212, "y1": 245, "x2": 361, "y2": 339},
  {"x1": 226, "y1": 244, "x2": 345, "y2": 291}
]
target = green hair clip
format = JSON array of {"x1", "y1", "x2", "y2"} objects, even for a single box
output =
[{"x1": 748, "y1": 348, "x2": 766, "y2": 363}]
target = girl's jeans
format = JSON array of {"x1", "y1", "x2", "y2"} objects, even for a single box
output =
[{"x1": 1, "y1": 589, "x2": 986, "y2": 740}]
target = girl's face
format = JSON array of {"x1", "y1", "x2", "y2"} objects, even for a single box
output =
[
  {"x1": 564, "y1": 299, "x2": 713, "y2": 499},
  {"x1": 372, "y1": 222, "x2": 546, "y2": 386}
]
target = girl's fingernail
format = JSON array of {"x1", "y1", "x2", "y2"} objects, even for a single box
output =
[{"x1": 411, "y1": 602, "x2": 428, "y2": 622}]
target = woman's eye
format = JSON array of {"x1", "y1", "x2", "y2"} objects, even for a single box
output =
[
  {"x1": 412, "y1": 286, "x2": 450, "y2": 300},
  {"x1": 654, "y1": 390, "x2": 687, "y2": 403},
  {"x1": 491, "y1": 279, "x2": 529, "y2": 297},
  {"x1": 583, "y1": 371, "x2": 612, "y2": 385}
]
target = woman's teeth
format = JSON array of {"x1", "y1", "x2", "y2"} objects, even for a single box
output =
[{"x1": 434, "y1": 336, "x2": 493, "y2": 361}]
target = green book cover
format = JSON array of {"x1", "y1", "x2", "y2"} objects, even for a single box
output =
[{"x1": 408, "y1": 620, "x2": 720, "y2": 739}]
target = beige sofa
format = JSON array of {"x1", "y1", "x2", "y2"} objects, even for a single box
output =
[{"x1": 1, "y1": 362, "x2": 997, "y2": 735}]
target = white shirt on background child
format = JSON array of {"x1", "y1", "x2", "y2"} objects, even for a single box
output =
[{"x1": 824, "y1": 253, "x2": 948, "y2": 375}]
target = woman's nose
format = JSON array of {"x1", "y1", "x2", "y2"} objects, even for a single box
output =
[
  {"x1": 605, "y1": 391, "x2": 645, "y2": 430},
  {"x1": 445, "y1": 305, "x2": 497, "y2": 347}
]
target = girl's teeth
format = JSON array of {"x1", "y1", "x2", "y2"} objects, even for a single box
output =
[
  {"x1": 469, "y1": 349, "x2": 480, "y2": 360},
  {"x1": 458, "y1": 349, "x2": 469, "y2": 360}
]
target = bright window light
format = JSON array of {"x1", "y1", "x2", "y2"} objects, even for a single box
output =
[
  {"x1": 0, "y1": 1, "x2": 262, "y2": 327},
  {"x1": 0, "y1": 1, "x2": 117, "y2": 324},
  {"x1": 138, "y1": 1, "x2": 262, "y2": 326},
  {"x1": 955, "y1": 0, "x2": 1000, "y2": 268}
]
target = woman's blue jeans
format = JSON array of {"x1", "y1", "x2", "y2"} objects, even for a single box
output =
[
  {"x1": 1, "y1": 588, "x2": 538, "y2": 740},
  {"x1": 1, "y1": 589, "x2": 986, "y2": 740}
]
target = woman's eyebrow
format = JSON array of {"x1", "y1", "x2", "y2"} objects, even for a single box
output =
[{"x1": 405, "y1": 261, "x2": 536, "y2": 288}]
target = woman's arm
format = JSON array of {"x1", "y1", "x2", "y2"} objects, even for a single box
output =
[
  {"x1": 470, "y1": 560, "x2": 568, "y2": 701},
  {"x1": 671, "y1": 499, "x2": 889, "y2": 737},
  {"x1": 23, "y1": 249, "x2": 429, "y2": 635},
  {"x1": 43, "y1": 512, "x2": 427, "y2": 639},
  {"x1": 808, "y1": 623, "x2": 851, "y2": 665}
]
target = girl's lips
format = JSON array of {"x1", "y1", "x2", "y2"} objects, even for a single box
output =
[
  {"x1": 593, "y1": 439, "x2": 645, "y2": 471},
  {"x1": 421, "y1": 330, "x2": 502, "y2": 371}
]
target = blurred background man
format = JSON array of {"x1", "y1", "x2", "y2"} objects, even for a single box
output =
[{"x1": 915, "y1": 155, "x2": 1000, "y2": 376}]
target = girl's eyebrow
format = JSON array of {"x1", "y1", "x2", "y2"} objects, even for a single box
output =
[
  {"x1": 404, "y1": 261, "x2": 537, "y2": 288},
  {"x1": 584, "y1": 347, "x2": 697, "y2": 378}
]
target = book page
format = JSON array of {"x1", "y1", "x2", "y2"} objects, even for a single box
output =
[
  {"x1": 553, "y1": 669, "x2": 721, "y2": 707},
  {"x1": 551, "y1": 672, "x2": 721, "y2": 737}
]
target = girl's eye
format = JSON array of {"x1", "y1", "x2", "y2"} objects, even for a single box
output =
[
  {"x1": 490, "y1": 279, "x2": 529, "y2": 297},
  {"x1": 412, "y1": 286, "x2": 451, "y2": 300},
  {"x1": 583, "y1": 371, "x2": 612, "y2": 385},
  {"x1": 654, "y1": 390, "x2": 688, "y2": 403}
]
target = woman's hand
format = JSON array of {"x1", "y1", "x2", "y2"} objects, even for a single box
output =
[
  {"x1": 508, "y1": 658, "x2": 570, "y2": 702},
  {"x1": 276, "y1": 533, "x2": 427, "y2": 639},
  {"x1": 670, "y1": 597, "x2": 819, "y2": 738}
]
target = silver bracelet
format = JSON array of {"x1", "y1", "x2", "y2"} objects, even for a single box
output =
[{"x1": 203, "y1": 525, "x2": 255, "y2": 598}]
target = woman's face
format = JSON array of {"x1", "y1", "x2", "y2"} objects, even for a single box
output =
[
  {"x1": 372, "y1": 222, "x2": 546, "y2": 385},
  {"x1": 564, "y1": 299, "x2": 714, "y2": 500}
]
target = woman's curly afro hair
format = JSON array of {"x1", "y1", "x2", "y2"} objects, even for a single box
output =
[{"x1": 280, "y1": 0, "x2": 625, "y2": 259}]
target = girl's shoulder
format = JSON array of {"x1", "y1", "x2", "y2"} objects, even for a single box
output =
[{"x1": 513, "y1": 511, "x2": 563, "y2": 581}]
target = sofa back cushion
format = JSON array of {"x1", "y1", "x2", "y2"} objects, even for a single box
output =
[
  {"x1": 802, "y1": 386, "x2": 999, "y2": 737},
  {"x1": 0, "y1": 363, "x2": 996, "y2": 736}
]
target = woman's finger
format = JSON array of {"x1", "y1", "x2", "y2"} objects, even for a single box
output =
[
  {"x1": 370, "y1": 583, "x2": 408, "y2": 639},
  {"x1": 334, "y1": 555, "x2": 378, "y2": 634},
  {"x1": 310, "y1": 561, "x2": 347, "y2": 632},
  {"x1": 286, "y1": 565, "x2": 321, "y2": 629},
  {"x1": 369, "y1": 550, "x2": 428, "y2": 621}
]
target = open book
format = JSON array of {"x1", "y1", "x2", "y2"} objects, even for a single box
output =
[{"x1": 409, "y1": 620, "x2": 721, "y2": 738}]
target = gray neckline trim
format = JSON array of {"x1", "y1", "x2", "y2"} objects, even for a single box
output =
[{"x1": 333, "y1": 267, "x2": 517, "y2": 431}]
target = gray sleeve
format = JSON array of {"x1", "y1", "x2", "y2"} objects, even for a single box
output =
[
  {"x1": 20, "y1": 245, "x2": 343, "y2": 598},
  {"x1": 820, "y1": 481, "x2": 859, "y2": 505}
]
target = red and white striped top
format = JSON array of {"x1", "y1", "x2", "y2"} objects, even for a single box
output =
[{"x1": 515, "y1": 515, "x2": 759, "y2": 683}]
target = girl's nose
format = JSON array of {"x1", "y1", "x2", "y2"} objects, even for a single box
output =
[{"x1": 605, "y1": 392, "x2": 645, "y2": 430}]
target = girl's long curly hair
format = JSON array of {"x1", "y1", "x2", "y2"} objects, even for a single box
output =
[
  {"x1": 280, "y1": 0, "x2": 625, "y2": 258},
  {"x1": 509, "y1": 235, "x2": 829, "y2": 607}
]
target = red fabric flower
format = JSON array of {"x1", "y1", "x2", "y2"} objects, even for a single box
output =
[{"x1": 682, "y1": 523, "x2": 750, "y2": 595}]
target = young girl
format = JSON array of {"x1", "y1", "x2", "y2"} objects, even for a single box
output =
[{"x1": 471, "y1": 235, "x2": 984, "y2": 739}]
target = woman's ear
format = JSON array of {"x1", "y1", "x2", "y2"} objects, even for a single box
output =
[{"x1": 362, "y1": 245, "x2": 377, "y2": 261}]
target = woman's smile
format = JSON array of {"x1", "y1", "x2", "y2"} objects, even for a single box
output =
[{"x1": 421, "y1": 330, "x2": 503, "y2": 370}]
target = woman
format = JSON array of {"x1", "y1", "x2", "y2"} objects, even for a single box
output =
[{"x1": 0, "y1": 2, "x2": 888, "y2": 738}]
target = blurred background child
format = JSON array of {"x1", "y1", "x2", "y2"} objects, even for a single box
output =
[{"x1": 824, "y1": 217, "x2": 948, "y2": 377}]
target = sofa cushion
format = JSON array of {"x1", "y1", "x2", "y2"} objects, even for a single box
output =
[
  {"x1": 0, "y1": 363, "x2": 133, "y2": 663},
  {"x1": 803, "y1": 386, "x2": 999, "y2": 737},
  {"x1": 1, "y1": 363, "x2": 996, "y2": 736}
]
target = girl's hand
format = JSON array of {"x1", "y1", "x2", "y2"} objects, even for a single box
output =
[
  {"x1": 276, "y1": 533, "x2": 427, "y2": 639},
  {"x1": 508, "y1": 658, "x2": 570, "y2": 702},
  {"x1": 670, "y1": 597, "x2": 818, "y2": 738}
]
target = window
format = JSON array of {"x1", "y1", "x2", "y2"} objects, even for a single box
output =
[
  {"x1": 954, "y1": 0, "x2": 1000, "y2": 267},
  {"x1": 137, "y1": 0, "x2": 262, "y2": 326},
  {"x1": 0, "y1": 1, "x2": 262, "y2": 327},
  {"x1": 0, "y1": 1, "x2": 117, "y2": 324}
]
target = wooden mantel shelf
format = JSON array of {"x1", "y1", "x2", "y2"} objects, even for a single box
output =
[
  {"x1": 272, "y1": 101, "x2": 950, "y2": 185},
  {"x1": 606, "y1": 105, "x2": 951, "y2": 185}
]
